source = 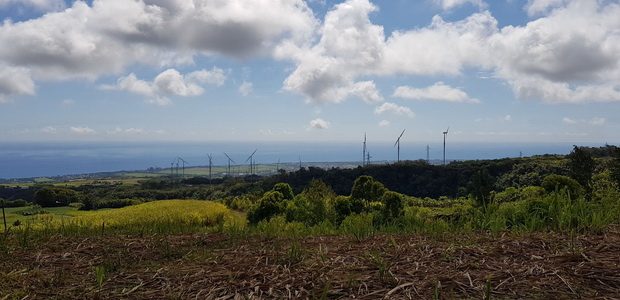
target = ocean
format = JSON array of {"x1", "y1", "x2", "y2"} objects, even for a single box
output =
[{"x1": 0, "y1": 141, "x2": 605, "y2": 179}]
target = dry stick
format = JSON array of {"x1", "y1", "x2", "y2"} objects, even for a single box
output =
[{"x1": 384, "y1": 282, "x2": 416, "y2": 298}]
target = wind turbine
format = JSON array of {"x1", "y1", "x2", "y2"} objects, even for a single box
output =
[
  {"x1": 394, "y1": 129, "x2": 406, "y2": 163},
  {"x1": 367, "y1": 152, "x2": 372, "y2": 166},
  {"x1": 245, "y1": 149, "x2": 258, "y2": 175},
  {"x1": 177, "y1": 157, "x2": 188, "y2": 178},
  {"x1": 207, "y1": 154, "x2": 213, "y2": 181},
  {"x1": 362, "y1": 133, "x2": 367, "y2": 167},
  {"x1": 443, "y1": 127, "x2": 450, "y2": 166},
  {"x1": 224, "y1": 152, "x2": 235, "y2": 176},
  {"x1": 276, "y1": 158, "x2": 280, "y2": 173},
  {"x1": 426, "y1": 144, "x2": 430, "y2": 164}
]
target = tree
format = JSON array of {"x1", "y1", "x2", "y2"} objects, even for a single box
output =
[
  {"x1": 567, "y1": 146, "x2": 595, "y2": 200},
  {"x1": 468, "y1": 168, "x2": 494, "y2": 207},
  {"x1": 247, "y1": 191, "x2": 286, "y2": 224},
  {"x1": 34, "y1": 187, "x2": 82, "y2": 207},
  {"x1": 272, "y1": 183, "x2": 294, "y2": 200},
  {"x1": 542, "y1": 174, "x2": 583, "y2": 198},
  {"x1": 350, "y1": 176, "x2": 386, "y2": 202}
]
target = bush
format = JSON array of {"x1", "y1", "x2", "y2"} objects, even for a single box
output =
[
  {"x1": 34, "y1": 187, "x2": 82, "y2": 207},
  {"x1": 273, "y1": 183, "x2": 294, "y2": 200},
  {"x1": 381, "y1": 191, "x2": 404, "y2": 222},
  {"x1": 79, "y1": 198, "x2": 142, "y2": 210},
  {"x1": 334, "y1": 196, "x2": 352, "y2": 224},
  {"x1": 1, "y1": 199, "x2": 28, "y2": 208},
  {"x1": 247, "y1": 191, "x2": 286, "y2": 224},
  {"x1": 542, "y1": 174, "x2": 583, "y2": 198},
  {"x1": 351, "y1": 176, "x2": 386, "y2": 202},
  {"x1": 340, "y1": 213, "x2": 375, "y2": 241}
]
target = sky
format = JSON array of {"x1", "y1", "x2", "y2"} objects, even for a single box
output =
[{"x1": 0, "y1": 0, "x2": 618, "y2": 144}]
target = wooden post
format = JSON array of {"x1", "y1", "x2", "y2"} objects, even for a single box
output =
[{"x1": 2, "y1": 199, "x2": 7, "y2": 234}]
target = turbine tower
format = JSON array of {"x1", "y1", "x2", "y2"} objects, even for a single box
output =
[
  {"x1": 394, "y1": 129, "x2": 406, "y2": 163},
  {"x1": 426, "y1": 144, "x2": 430, "y2": 164},
  {"x1": 367, "y1": 152, "x2": 372, "y2": 166},
  {"x1": 245, "y1": 149, "x2": 258, "y2": 175},
  {"x1": 177, "y1": 157, "x2": 188, "y2": 178},
  {"x1": 362, "y1": 133, "x2": 367, "y2": 167},
  {"x1": 443, "y1": 127, "x2": 450, "y2": 166},
  {"x1": 224, "y1": 152, "x2": 235, "y2": 176},
  {"x1": 207, "y1": 154, "x2": 213, "y2": 181}
]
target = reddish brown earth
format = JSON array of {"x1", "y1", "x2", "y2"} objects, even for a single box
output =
[{"x1": 1, "y1": 229, "x2": 620, "y2": 299}]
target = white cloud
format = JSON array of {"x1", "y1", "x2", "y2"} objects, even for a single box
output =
[
  {"x1": 490, "y1": 1, "x2": 620, "y2": 103},
  {"x1": 393, "y1": 82, "x2": 480, "y2": 103},
  {"x1": 70, "y1": 126, "x2": 96, "y2": 135},
  {"x1": 0, "y1": 0, "x2": 316, "y2": 101},
  {"x1": 374, "y1": 102, "x2": 415, "y2": 118},
  {"x1": 378, "y1": 120, "x2": 390, "y2": 127},
  {"x1": 280, "y1": 0, "x2": 495, "y2": 104},
  {"x1": 309, "y1": 118, "x2": 330, "y2": 129},
  {"x1": 524, "y1": 0, "x2": 568, "y2": 16},
  {"x1": 107, "y1": 127, "x2": 145, "y2": 135},
  {"x1": 280, "y1": 0, "x2": 385, "y2": 104},
  {"x1": 41, "y1": 126, "x2": 57, "y2": 134},
  {"x1": 106, "y1": 68, "x2": 226, "y2": 105},
  {"x1": 563, "y1": 116, "x2": 606, "y2": 126},
  {"x1": 562, "y1": 117, "x2": 577, "y2": 124},
  {"x1": 504, "y1": 115, "x2": 512, "y2": 121},
  {"x1": 0, "y1": 0, "x2": 66, "y2": 12},
  {"x1": 239, "y1": 81, "x2": 253, "y2": 96},
  {"x1": 434, "y1": 0, "x2": 486, "y2": 10},
  {"x1": 589, "y1": 117, "x2": 606, "y2": 126},
  {"x1": 0, "y1": 66, "x2": 35, "y2": 102}
]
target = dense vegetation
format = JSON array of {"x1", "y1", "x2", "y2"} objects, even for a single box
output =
[{"x1": 0, "y1": 145, "x2": 618, "y2": 237}]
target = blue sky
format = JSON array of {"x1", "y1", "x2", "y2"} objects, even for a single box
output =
[{"x1": 0, "y1": 0, "x2": 618, "y2": 144}]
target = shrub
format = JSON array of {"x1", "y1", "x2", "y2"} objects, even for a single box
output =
[
  {"x1": 381, "y1": 191, "x2": 404, "y2": 222},
  {"x1": 272, "y1": 183, "x2": 294, "y2": 200},
  {"x1": 334, "y1": 196, "x2": 352, "y2": 224},
  {"x1": 247, "y1": 191, "x2": 286, "y2": 224},
  {"x1": 34, "y1": 187, "x2": 82, "y2": 207},
  {"x1": 494, "y1": 187, "x2": 520, "y2": 203},
  {"x1": 351, "y1": 176, "x2": 386, "y2": 202},
  {"x1": 340, "y1": 213, "x2": 374, "y2": 241},
  {"x1": 542, "y1": 174, "x2": 583, "y2": 198},
  {"x1": 1, "y1": 199, "x2": 28, "y2": 208}
]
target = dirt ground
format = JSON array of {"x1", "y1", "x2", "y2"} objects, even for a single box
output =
[{"x1": 1, "y1": 229, "x2": 620, "y2": 299}]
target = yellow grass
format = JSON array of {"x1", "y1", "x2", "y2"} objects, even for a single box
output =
[{"x1": 18, "y1": 200, "x2": 246, "y2": 234}]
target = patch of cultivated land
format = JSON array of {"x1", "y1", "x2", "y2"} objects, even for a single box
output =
[{"x1": 1, "y1": 229, "x2": 619, "y2": 299}]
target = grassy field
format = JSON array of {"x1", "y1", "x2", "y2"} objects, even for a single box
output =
[{"x1": 1, "y1": 200, "x2": 245, "y2": 235}]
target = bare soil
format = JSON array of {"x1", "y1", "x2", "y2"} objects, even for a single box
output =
[{"x1": 1, "y1": 229, "x2": 620, "y2": 299}]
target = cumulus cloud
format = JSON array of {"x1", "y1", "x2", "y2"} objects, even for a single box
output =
[
  {"x1": 434, "y1": 0, "x2": 486, "y2": 10},
  {"x1": 280, "y1": 0, "x2": 385, "y2": 104},
  {"x1": 105, "y1": 68, "x2": 226, "y2": 105},
  {"x1": 309, "y1": 118, "x2": 330, "y2": 129},
  {"x1": 0, "y1": 66, "x2": 35, "y2": 102},
  {"x1": 524, "y1": 0, "x2": 568, "y2": 16},
  {"x1": 283, "y1": 0, "x2": 620, "y2": 105},
  {"x1": 239, "y1": 81, "x2": 253, "y2": 96},
  {"x1": 393, "y1": 82, "x2": 480, "y2": 103},
  {"x1": 70, "y1": 126, "x2": 96, "y2": 135},
  {"x1": 0, "y1": 0, "x2": 316, "y2": 101},
  {"x1": 490, "y1": 1, "x2": 620, "y2": 103},
  {"x1": 504, "y1": 115, "x2": 512, "y2": 121},
  {"x1": 374, "y1": 102, "x2": 415, "y2": 118},
  {"x1": 280, "y1": 0, "x2": 494, "y2": 104},
  {"x1": 0, "y1": 0, "x2": 66, "y2": 12}
]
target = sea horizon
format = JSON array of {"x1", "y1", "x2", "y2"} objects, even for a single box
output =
[{"x1": 0, "y1": 141, "x2": 614, "y2": 179}]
